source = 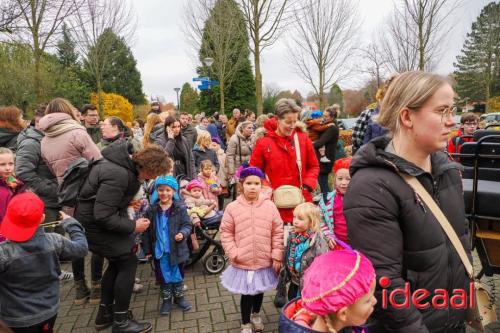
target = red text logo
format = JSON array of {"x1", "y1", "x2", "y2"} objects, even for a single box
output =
[{"x1": 379, "y1": 276, "x2": 475, "y2": 309}]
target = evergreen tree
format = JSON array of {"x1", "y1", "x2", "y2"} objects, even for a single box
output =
[
  {"x1": 197, "y1": 0, "x2": 255, "y2": 115},
  {"x1": 55, "y1": 24, "x2": 91, "y2": 108},
  {"x1": 57, "y1": 23, "x2": 79, "y2": 68},
  {"x1": 454, "y1": 2, "x2": 500, "y2": 104},
  {"x1": 180, "y1": 82, "x2": 199, "y2": 114},
  {"x1": 85, "y1": 29, "x2": 146, "y2": 105},
  {"x1": 327, "y1": 84, "x2": 344, "y2": 110}
]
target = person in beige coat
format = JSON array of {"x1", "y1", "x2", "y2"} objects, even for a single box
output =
[
  {"x1": 220, "y1": 166, "x2": 283, "y2": 333},
  {"x1": 225, "y1": 121, "x2": 255, "y2": 180}
]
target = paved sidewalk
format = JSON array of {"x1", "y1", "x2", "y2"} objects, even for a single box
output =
[{"x1": 55, "y1": 253, "x2": 500, "y2": 333}]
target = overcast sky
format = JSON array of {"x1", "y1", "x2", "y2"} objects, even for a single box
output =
[{"x1": 129, "y1": 0, "x2": 490, "y2": 104}]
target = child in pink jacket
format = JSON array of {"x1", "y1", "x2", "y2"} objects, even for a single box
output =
[{"x1": 220, "y1": 166, "x2": 284, "y2": 333}]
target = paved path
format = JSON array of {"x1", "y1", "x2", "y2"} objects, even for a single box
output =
[{"x1": 55, "y1": 252, "x2": 499, "y2": 333}]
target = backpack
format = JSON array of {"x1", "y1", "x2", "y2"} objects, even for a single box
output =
[{"x1": 57, "y1": 157, "x2": 100, "y2": 207}]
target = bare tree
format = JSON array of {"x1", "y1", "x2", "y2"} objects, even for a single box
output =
[
  {"x1": 360, "y1": 42, "x2": 388, "y2": 88},
  {"x1": 184, "y1": 0, "x2": 249, "y2": 114},
  {"x1": 7, "y1": 0, "x2": 83, "y2": 100},
  {"x1": 69, "y1": 0, "x2": 136, "y2": 116},
  {"x1": 382, "y1": 0, "x2": 461, "y2": 72},
  {"x1": 0, "y1": 0, "x2": 24, "y2": 33},
  {"x1": 287, "y1": 0, "x2": 359, "y2": 111},
  {"x1": 237, "y1": 0, "x2": 296, "y2": 115}
]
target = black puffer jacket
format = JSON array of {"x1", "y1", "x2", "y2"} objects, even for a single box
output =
[
  {"x1": 75, "y1": 141, "x2": 140, "y2": 258},
  {"x1": 344, "y1": 136, "x2": 470, "y2": 333},
  {"x1": 15, "y1": 127, "x2": 59, "y2": 208},
  {"x1": 0, "y1": 127, "x2": 20, "y2": 151},
  {"x1": 313, "y1": 125, "x2": 339, "y2": 175}
]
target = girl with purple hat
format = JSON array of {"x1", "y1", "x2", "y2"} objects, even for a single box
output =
[
  {"x1": 220, "y1": 166, "x2": 284, "y2": 333},
  {"x1": 279, "y1": 249, "x2": 376, "y2": 333}
]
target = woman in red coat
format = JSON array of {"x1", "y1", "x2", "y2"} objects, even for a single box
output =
[{"x1": 250, "y1": 98, "x2": 319, "y2": 224}]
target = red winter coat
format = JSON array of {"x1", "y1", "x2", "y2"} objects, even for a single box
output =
[{"x1": 250, "y1": 118, "x2": 319, "y2": 223}]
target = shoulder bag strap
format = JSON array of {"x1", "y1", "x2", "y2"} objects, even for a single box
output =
[
  {"x1": 293, "y1": 133, "x2": 303, "y2": 189},
  {"x1": 238, "y1": 136, "x2": 242, "y2": 165},
  {"x1": 399, "y1": 173, "x2": 473, "y2": 279}
]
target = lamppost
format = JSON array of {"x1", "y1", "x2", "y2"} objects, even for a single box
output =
[
  {"x1": 203, "y1": 57, "x2": 214, "y2": 114},
  {"x1": 174, "y1": 87, "x2": 180, "y2": 111}
]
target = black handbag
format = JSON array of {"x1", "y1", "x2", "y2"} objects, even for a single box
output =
[{"x1": 274, "y1": 267, "x2": 288, "y2": 308}]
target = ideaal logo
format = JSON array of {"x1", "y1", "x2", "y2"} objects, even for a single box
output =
[{"x1": 379, "y1": 276, "x2": 475, "y2": 309}]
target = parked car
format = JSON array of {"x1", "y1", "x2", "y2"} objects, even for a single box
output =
[
  {"x1": 480, "y1": 112, "x2": 500, "y2": 124},
  {"x1": 338, "y1": 117, "x2": 359, "y2": 130}
]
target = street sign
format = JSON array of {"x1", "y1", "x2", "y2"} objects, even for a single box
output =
[{"x1": 193, "y1": 77, "x2": 209, "y2": 82}]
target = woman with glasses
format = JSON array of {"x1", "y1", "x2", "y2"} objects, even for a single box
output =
[{"x1": 344, "y1": 71, "x2": 470, "y2": 333}]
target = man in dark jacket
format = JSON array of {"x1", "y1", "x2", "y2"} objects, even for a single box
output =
[
  {"x1": 81, "y1": 104, "x2": 101, "y2": 144},
  {"x1": 75, "y1": 142, "x2": 170, "y2": 332},
  {"x1": 344, "y1": 136, "x2": 470, "y2": 333},
  {"x1": 0, "y1": 193, "x2": 88, "y2": 332},
  {"x1": 179, "y1": 112, "x2": 198, "y2": 148},
  {"x1": 15, "y1": 107, "x2": 60, "y2": 225}
]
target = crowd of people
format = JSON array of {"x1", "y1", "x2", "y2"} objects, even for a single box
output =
[{"x1": 0, "y1": 70, "x2": 483, "y2": 333}]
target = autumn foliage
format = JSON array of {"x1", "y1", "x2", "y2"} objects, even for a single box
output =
[{"x1": 91, "y1": 92, "x2": 133, "y2": 122}]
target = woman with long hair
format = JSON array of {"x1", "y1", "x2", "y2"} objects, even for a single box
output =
[
  {"x1": 0, "y1": 106, "x2": 26, "y2": 151},
  {"x1": 344, "y1": 71, "x2": 470, "y2": 332},
  {"x1": 142, "y1": 113, "x2": 163, "y2": 147}
]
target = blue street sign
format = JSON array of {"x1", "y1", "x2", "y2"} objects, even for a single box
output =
[
  {"x1": 198, "y1": 84, "x2": 209, "y2": 91},
  {"x1": 210, "y1": 80, "x2": 218, "y2": 86},
  {"x1": 193, "y1": 77, "x2": 209, "y2": 82}
]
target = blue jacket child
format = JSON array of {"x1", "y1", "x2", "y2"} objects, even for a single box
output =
[
  {"x1": 141, "y1": 175, "x2": 192, "y2": 315},
  {"x1": 0, "y1": 192, "x2": 88, "y2": 331}
]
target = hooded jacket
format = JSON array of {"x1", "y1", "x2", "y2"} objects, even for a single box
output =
[
  {"x1": 250, "y1": 118, "x2": 319, "y2": 223},
  {"x1": 74, "y1": 141, "x2": 141, "y2": 258},
  {"x1": 181, "y1": 124, "x2": 198, "y2": 148},
  {"x1": 39, "y1": 113, "x2": 102, "y2": 183},
  {"x1": 220, "y1": 194, "x2": 284, "y2": 270},
  {"x1": 226, "y1": 124, "x2": 255, "y2": 176},
  {"x1": 344, "y1": 136, "x2": 470, "y2": 333},
  {"x1": 0, "y1": 128, "x2": 20, "y2": 151},
  {"x1": 15, "y1": 127, "x2": 59, "y2": 208}
]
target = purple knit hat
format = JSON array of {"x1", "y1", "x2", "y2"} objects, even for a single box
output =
[{"x1": 238, "y1": 166, "x2": 265, "y2": 181}]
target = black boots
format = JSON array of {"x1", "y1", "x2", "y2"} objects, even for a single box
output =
[
  {"x1": 95, "y1": 304, "x2": 113, "y2": 331},
  {"x1": 159, "y1": 283, "x2": 192, "y2": 315},
  {"x1": 74, "y1": 279, "x2": 90, "y2": 305},
  {"x1": 173, "y1": 282, "x2": 192, "y2": 311},
  {"x1": 112, "y1": 311, "x2": 152, "y2": 333}
]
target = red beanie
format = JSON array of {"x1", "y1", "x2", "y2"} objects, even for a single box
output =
[{"x1": 333, "y1": 157, "x2": 352, "y2": 174}]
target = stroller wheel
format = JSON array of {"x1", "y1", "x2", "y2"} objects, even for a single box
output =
[{"x1": 203, "y1": 253, "x2": 226, "y2": 274}]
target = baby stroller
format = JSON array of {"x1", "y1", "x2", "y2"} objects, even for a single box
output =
[{"x1": 177, "y1": 175, "x2": 227, "y2": 274}]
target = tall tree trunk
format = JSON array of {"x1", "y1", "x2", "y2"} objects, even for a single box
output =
[
  {"x1": 34, "y1": 49, "x2": 43, "y2": 102},
  {"x1": 253, "y1": 14, "x2": 263, "y2": 115},
  {"x1": 220, "y1": 81, "x2": 225, "y2": 115},
  {"x1": 319, "y1": 66, "x2": 325, "y2": 111},
  {"x1": 96, "y1": 77, "x2": 104, "y2": 119}
]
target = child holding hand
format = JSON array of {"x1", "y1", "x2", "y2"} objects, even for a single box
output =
[
  {"x1": 279, "y1": 250, "x2": 376, "y2": 333},
  {"x1": 141, "y1": 176, "x2": 192, "y2": 315},
  {"x1": 220, "y1": 166, "x2": 284, "y2": 333}
]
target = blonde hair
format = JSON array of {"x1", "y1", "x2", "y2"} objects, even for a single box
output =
[
  {"x1": 196, "y1": 130, "x2": 212, "y2": 149},
  {"x1": 378, "y1": 71, "x2": 451, "y2": 134},
  {"x1": 0, "y1": 147, "x2": 14, "y2": 156},
  {"x1": 45, "y1": 98, "x2": 78, "y2": 121},
  {"x1": 293, "y1": 202, "x2": 321, "y2": 232},
  {"x1": 143, "y1": 113, "x2": 162, "y2": 147},
  {"x1": 256, "y1": 114, "x2": 269, "y2": 127}
]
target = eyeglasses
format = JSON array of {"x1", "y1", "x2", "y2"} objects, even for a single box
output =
[
  {"x1": 436, "y1": 106, "x2": 457, "y2": 123},
  {"x1": 463, "y1": 122, "x2": 478, "y2": 126}
]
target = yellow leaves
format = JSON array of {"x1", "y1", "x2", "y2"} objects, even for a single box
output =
[
  {"x1": 487, "y1": 96, "x2": 500, "y2": 113},
  {"x1": 90, "y1": 92, "x2": 133, "y2": 122}
]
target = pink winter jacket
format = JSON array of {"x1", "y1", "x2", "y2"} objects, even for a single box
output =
[
  {"x1": 220, "y1": 195, "x2": 284, "y2": 270},
  {"x1": 39, "y1": 113, "x2": 102, "y2": 183}
]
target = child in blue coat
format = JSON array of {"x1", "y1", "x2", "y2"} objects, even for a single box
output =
[{"x1": 141, "y1": 176, "x2": 192, "y2": 315}]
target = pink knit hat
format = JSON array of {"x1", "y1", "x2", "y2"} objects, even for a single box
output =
[
  {"x1": 301, "y1": 250, "x2": 375, "y2": 316},
  {"x1": 186, "y1": 179, "x2": 204, "y2": 192}
]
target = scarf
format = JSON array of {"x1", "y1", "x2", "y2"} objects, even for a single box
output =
[
  {"x1": 287, "y1": 230, "x2": 313, "y2": 275},
  {"x1": 44, "y1": 119, "x2": 85, "y2": 137}
]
